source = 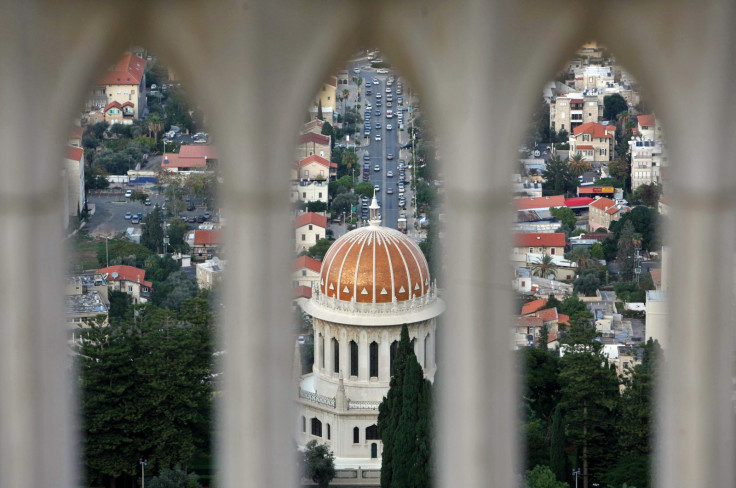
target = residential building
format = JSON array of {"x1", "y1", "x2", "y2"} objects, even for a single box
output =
[
  {"x1": 549, "y1": 93, "x2": 600, "y2": 133},
  {"x1": 513, "y1": 233, "x2": 566, "y2": 257},
  {"x1": 97, "y1": 265, "x2": 153, "y2": 304},
  {"x1": 196, "y1": 257, "x2": 225, "y2": 289},
  {"x1": 66, "y1": 273, "x2": 109, "y2": 303},
  {"x1": 64, "y1": 146, "x2": 85, "y2": 218},
  {"x1": 295, "y1": 212, "x2": 327, "y2": 252},
  {"x1": 512, "y1": 174, "x2": 542, "y2": 198},
  {"x1": 629, "y1": 114, "x2": 668, "y2": 191},
  {"x1": 68, "y1": 126, "x2": 83, "y2": 147},
  {"x1": 569, "y1": 122, "x2": 615, "y2": 163},
  {"x1": 573, "y1": 66, "x2": 614, "y2": 91},
  {"x1": 296, "y1": 131, "x2": 331, "y2": 161},
  {"x1": 85, "y1": 52, "x2": 146, "y2": 123},
  {"x1": 65, "y1": 291, "x2": 108, "y2": 331},
  {"x1": 298, "y1": 155, "x2": 336, "y2": 181},
  {"x1": 523, "y1": 253, "x2": 578, "y2": 281},
  {"x1": 161, "y1": 145, "x2": 218, "y2": 173},
  {"x1": 588, "y1": 197, "x2": 629, "y2": 231},
  {"x1": 646, "y1": 290, "x2": 668, "y2": 350},
  {"x1": 290, "y1": 179, "x2": 328, "y2": 205},
  {"x1": 192, "y1": 229, "x2": 224, "y2": 262},
  {"x1": 292, "y1": 255, "x2": 321, "y2": 288},
  {"x1": 309, "y1": 76, "x2": 337, "y2": 121}
]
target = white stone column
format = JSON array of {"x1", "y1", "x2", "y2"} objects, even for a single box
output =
[
  {"x1": 324, "y1": 327, "x2": 333, "y2": 377},
  {"x1": 379, "y1": 330, "x2": 390, "y2": 381},
  {"x1": 358, "y1": 331, "x2": 369, "y2": 382},
  {"x1": 313, "y1": 326, "x2": 322, "y2": 374},
  {"x1": 417, "y1": 325, "x2": 426, "y2": 368},
  {"x1": 339, "y1": 329, "x2": 349, "y2": 379}
]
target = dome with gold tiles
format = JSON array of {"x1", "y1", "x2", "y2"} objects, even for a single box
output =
[{"x1": 319, "y1": 224, "x2": 430, "y2": 304}]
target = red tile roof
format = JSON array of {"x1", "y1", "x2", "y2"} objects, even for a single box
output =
[
  {"x1": 98, "y1": 53, "x2": 146, "y2": 85},
  {"x1": 536, "y1": 308, "x2": 570, "y2": 326},
  {"x1": 98, "y1": 265, "x2": 152, "y2": 288},
  {"x1": 589, "y1": 197, "x2": 616, "y2": 211},
  {"x1": 580, "y1": 233, "x2": 611, "y2": 241},
  {"x1": 326, "y1": 76, "x2": 338, "y2": 88},
  {"x1": 194, "y1": 229, "x2": 223, "y2": 245},
  {"x1": 299, "y1": 155, "x2": 331, "y2": 168},
  {"x1": 162, "y1": 145, "x2": 218, "y2": 169},
  {"x1": 293, "y1": 285, "x2": 313, "y2": 299},
  {"x1": 65, "y1": 146, "x2": 83, "y2": 162},
  {"x1": 69, "y1": 126, "x2": 83, "y2": 139},
  {"x1": 514, "y1": 195, "x2": 566, "y2": 210},
  {"x1": 514, "y1": 233, "x2": 566, "y2": 248},
  {"x1": 302, "y1": 119, "x2": 324, "y2": 132},
  {"x1": 521, "y1": 298, "x2": 548, "y2": 316},
  {"x1": 293, "y1": 256, "x2": 322, "y2": 273},
  {"x1": 295, "y1": 212, "x2": 327, "y2": 229},
  {"x1": 179, "y1": 145, "x2": 218, "y2": 159},
  {"x1": 516, "y1": 316, "x2": 544, "y2": 327},
  {"x1": 572, "y1": 122, "x2": 615, "y2": 138},
  {"x1": 637, "y1": 114, "x2": 655, "y2": 127},
  {"x1": 299, "y1": 132, "x2": 330, "y2": 146},
  {"x1": 565, "y1": 197, "x2": 594, "y2": 207},
  {"x1": 576, "y1": 144, "x2": 594, "y2": 150},
  {"x1": 104, "y1": 101, "x2": 122, "y2": 111},
  {"x1": 606, "y1": 205, "x2": 628, "y2": 215}
]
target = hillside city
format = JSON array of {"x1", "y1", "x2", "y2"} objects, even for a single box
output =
[{"x1": 66, "y1": 43, "x2": 666, "y2": 488}]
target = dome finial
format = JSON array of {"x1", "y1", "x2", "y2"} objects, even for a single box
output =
[{"x1": 368, "y1": 189, "x2": 381, "y2": 226}]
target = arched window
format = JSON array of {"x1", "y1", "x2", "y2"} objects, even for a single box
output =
[
  {"x1": 369, "y1": 341, "x2": 378, "y2": 378},
  {"x1": 390, "y1": 340, "x2": 398, "y2": 375},
  {"x1": 350, "y1": 340, "x2": 358, "y2": 377},
  {"x1": 366, "y1": 424, "x2": 379, "y2": 440},
  {"x1": 332, "y1": 338, "x2": 339, "y2": 374},
  {"x1": 301, "y1": 416, "x2": 306, "y2": 433},
  {"x1": 327, "y1": 423, "x2": 331, "y2": 440},
  {"x1": 371, "y1": 443, "x2": 378, "y2": 459},
  {"x1": 311, "y1": 417, "x2": 322, "y2": 437},
  {"x1": 353, "y1": 426, "x2": 359, "y2": 444}
]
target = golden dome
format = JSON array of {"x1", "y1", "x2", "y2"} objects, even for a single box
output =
[{"x1": 319, "y1": 225, "x2": 430, "y2": 304}]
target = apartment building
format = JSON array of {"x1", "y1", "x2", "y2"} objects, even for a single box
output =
[
  {"x1": 97, "y1": 265, "x2": 153, "y2": 304},
  {"x1": 629, "y1": 114, "x2": 668, "y2": 190},
  {"x1": 64, "y1": 146, "x2": 85, "y2": 218},
  {"x1": 549, "y1": 93, "x2": 600, "y2": 133},
  {"x1": 295, "y1": 212, "x2": 327, "y2": 252},
  {"x1": 588, "y1": 197, "x2": 630, "y2": 232},
  {"x1": 85, "y1": 52, "x2": 147, "y2": 123},
  {"x1": 569, "y1": 122, "x2": 615, "y2": 163}
]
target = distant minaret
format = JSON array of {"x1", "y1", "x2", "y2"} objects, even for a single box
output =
[{"x1": 368, "y1": 189, "x2": 381, "y2": 226}]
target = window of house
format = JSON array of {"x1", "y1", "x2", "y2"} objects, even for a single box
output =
[
  {"x1": 529, "y1": 247, "x2": 533, "y2": 253},
  {"x1": 302, "y1": 416, "x2": 306, "y2": 433},
  {"x1": 561, "y1": 112, "x2": 565, "y2": 119},
  {"x1": 318, "y1": 192, "x2": 322, "y2": 198},
  {"x1": 127, "y1": 285, "x2": 132, "y2": 292},
  {"x1": 301, "y1": 270, "x2": 306, "y2": 276},
  {"x1": 353, "y1": 427, "x2": 359, "y2": 444},
  {"x1": 369, "y1": 342, "x2": 378, "y2": 378},
  {"x1": 538, "y1": 247, "x2": 543, "y2": 252},
  {"x1": 302, "y1": 192, "x2": 306, "y2": 198},
  {"x1": 327, "y1": 424, "x2": 331, "y2": 440},
  {"x1": 366, "y1": 424, "x2": 379, "y2": 440},
  {"x1": 350, "y1": 340, "x2": 358, "y2": 377},
  {"x1": 311, "y1": 418, "x2": 322, "y2": 437},
  {"x1": 301, "y1": 234, "x2": 305, "y2": 241},
  {"x1": 521, "y1": 281, "x2": 525, "y2": 287},
  {"x1": 551, "y1": 248, "x2": 555, "y2": 255},
  {"x1": 309, "y1": 225, "x2": 313, "y2": 230}
]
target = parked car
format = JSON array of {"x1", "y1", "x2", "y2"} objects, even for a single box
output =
[
  {"x1": 124, "y1": 212, "x2": 132, "y2": 220},
  {"x1": 204, "y1": 212, "x2": 211, "y2": 220},
  {"x1": 124, "y1": 190, "x2": 132, "y2": 198},
  {"x1": 187, "y1": 204, "x2": 195, "y2": 211},
  {"x1": 386, "y1": 124, "x2": 392, "y2": 130},
  {"x1": 131, "y1": 216, "x2": 140, "y2": 224},
  {"x1": 145, "y1": 198, "x2": 152, "y2": 206}
]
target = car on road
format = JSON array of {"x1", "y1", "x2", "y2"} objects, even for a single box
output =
[
  {"x1": 365, "y1": 81, "x2": 370, "y2": 87},
  {"x1": 387, "y1": 170, "x2": 393, "y2": 177},
  {"x1": 386, "y1": 153, "x2": 393, "y2": 159},
  {"x1": 375, "y1": 100, "x2": 381, "y2": 107},
  {"x1": 385, "y1": 87, "x2": 391, "y2": 93},
  {"x1": 375, "y1": 134, "x2": 382, "y2": 141},
  {"x1": 387, "y1": 187, "x2": 394, "y2": 194},
  {"x1": 374, "y1": 185, "x2": 380, "y2": 192},
  {"x1": 197, "y1": 215, "x2": 205, "y2": 223},
  {"x1": 187, "y1": 204, "x2": 195, "y2": 211},
  {"x1": 204, "y1": 211, "x2": 211, "y2": 220},
  {"x1": 364, "y1": 154, "x2": 371, "y2": 161},
  {"x1": 386, "y1": 124, "x2": 392, "y2": 130},
  {"x1": 374, "y1": 109, "x2": 381, "y2": 116},
  {"x1": 375, "y1": 93, "x2": 382, "y2": 99},
  {"x1": 375, "y1": 122, "x2": 381, "y2": 129},
  {"x1": 374, "y1": 165, "x2": 380, "y2": 172},
  {"x1": 188, "y1": 216, "x2": 197, "y2": 223},
  {"x1": 372, "y1": 78, "x2": 379, "y2": 85},
  {"x1": 366, "y1": 90, "x2": 372, "y2": 96},
  {"x1": 298, "y1": 335, "x2": 306, "y2": 344},
  {"x1": 353, "y1": 67, "x2": 360, "y2": 74},
  {"x1": 145, "y1": 198, "x2": 152, "y2": 206},
  {"x1": 125, "y1": 190, "x2": 132, "y2": 198},
  {"x1": 124, "y1": 212, "x2": 132, "y2": 220},
  {"x1": 377, "y1": 68, "x2": 389, "y2": 74},
  {"x1": 365, "y1": 129, "x2": 370, "y2": 136},
  {"x1": 131, "y1": 216, "x2": 140, "y2": 224}
]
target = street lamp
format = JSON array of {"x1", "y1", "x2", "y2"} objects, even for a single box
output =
[
  {"x1": 572, "y1": 468, "x2": 581, "y2": 488},
  {"x1": 139, "y1": 459, "x2": 148, "y2": 488}
]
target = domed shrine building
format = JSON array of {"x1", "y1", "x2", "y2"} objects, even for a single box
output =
[{"x1": 297, "y1": 197, "x2": 445, "y2": 467}]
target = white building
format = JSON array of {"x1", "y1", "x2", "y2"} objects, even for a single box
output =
[{"x1": 298, "y1": 196, "x2": 445, "y2": 467}]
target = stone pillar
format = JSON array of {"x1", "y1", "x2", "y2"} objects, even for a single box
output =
[
  {"x1": 378, "y1": 331, "x2": 390, "y2": 382},
  {"x1": 339, "y1": 329, "x2": 349, "y2": 379},
  {"x1": 324, "y1": 327, "x2": 333, "y2": 377},
  {"x1": 358, "y1": 331, "x2": 369, "y2": 382},
  {"x1": 417, "y1": 325, "x2": 426, "y2": 368},
  {"x1": 313, "y1": 326, "x2": 322, "y2": 374}
]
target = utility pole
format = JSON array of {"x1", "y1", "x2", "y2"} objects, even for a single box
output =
[
  {"x1": 105, "y1": 236, "x2": 109, "y2": 267},
  {"x1": 140, "y1": 459, "x2": 148, "y2": 488}
]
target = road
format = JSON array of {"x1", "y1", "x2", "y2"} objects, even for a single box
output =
[{"x1": 346, "y1": 65, "x2": 412, "y2": 232}]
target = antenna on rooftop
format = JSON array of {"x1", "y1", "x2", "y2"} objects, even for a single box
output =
[{"x1": 111, "y1": 272, "x2": 119, "y2": 279}]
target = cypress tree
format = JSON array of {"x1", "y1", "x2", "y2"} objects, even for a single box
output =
[
  {"x1": 317, "y1": 98, "x2": 324, "y2": 120},
  {"x1": 549, "y1": 405, "x2": 566, "y2": 483},
  {"x1": 391, "y1": 357, "x2": 423, "y2": 486},
  {"x1": 378, "y1": 324, "x2": 412, "y2": 488}
]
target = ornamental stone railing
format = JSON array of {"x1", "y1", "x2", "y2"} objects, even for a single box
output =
[
  {"x1": 299, "y1": 388, "x2": 335, "y2": 408},
  {"x1": 348, "y1": 400, "x2": 381, "y2": 410},
  {"x1": 311, "y1": 287, "x2": 438, "y2": 315}
]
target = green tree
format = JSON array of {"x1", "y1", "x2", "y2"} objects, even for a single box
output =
[
  {"x1": 317, "y1": 99, "x2": 324, "y2": 121},
  {"x1": 355, "y1": 182, "x2": 375, "y2": 199},
  {"x1": 108, "y1": 290, "x2": 132, "y2": 323},
  {"x1": 632, "y1": 183, "x2": 661, "y2": 207},
  {"x1": 616, "y1": 220, "x2": 636, "y2": 281},
  {"x1": 590, "y1": 243, "x2": 605, "y2": 260},
  {"x1": 148, "y1": 466, "x2": 201, "y2": 488},
  {"x1": 603, "y1": 94, "x2": 628, "y2": 121},
  {"x1": 568, "y1": 153, "x2": 590, "y2": 177},
  {"x1": 306, "y1": 201, "x2": 328, "y2": 213},
  {"x1": 152, "y1": 270, "x2": 198, "y2": 310},
  {"x1": 529, "y1": 254, "x2": 559, "y2": 279},
  {"x1": 542, "y1": 156, "x2": 577, "y2": 197},
  {"x1": 559, "y1": 320, "x2": 620, "y2": 488},
  {"x1": 141, "y1": 205, "x2": 165, "y2": 254},
  {"x1": 573, "y1": 268, "x2": 601, "y2": 296},
  {"x1": 306, "y1": 238, "x2": 333, "y2": 261},
  {"x1": 98, "y1": 239, "x2": 152, "y2": 268},
  {"x1": 76, "y1": 299, "x2": 214, "y2": 488},
  {"x1": 525, "y1": 464, "x2": 569, "y2": 488},
  {"x1": 549, "y1": 406, "x2": 567, "y2": 484},
  {"x1": 610, "y1": 206, "x2": 659, "y2": 252},
  {"x1": 550, "y1": 206, "x2": 577, "y2": 230},
  {"x1": 302, "y1": 440, "x2": 335, "y2": 488},
  {"x1": 332, "y1": 192, "x2": 358, "y2": 215},
  {"x1": 167, "y1": 218, "x2": 190, "y2": 253}
]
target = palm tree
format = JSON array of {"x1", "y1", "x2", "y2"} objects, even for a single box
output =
[
  {"x1": 342, "y1": 88, "x2": 350, "y2": 114},
  {"x1": 146, "y1": 113, "x2": 163, "y2": 143},
  {"x1": 529, "y1": 254, "x2": 559, "y2": 279},
  {"x1": 569, "y1": 152, "x2": 590, "y2": 177}
]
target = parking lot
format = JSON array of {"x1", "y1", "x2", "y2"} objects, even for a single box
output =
[{"x1": 84, "y1": 188, "x2": 213, "y2": 237}]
